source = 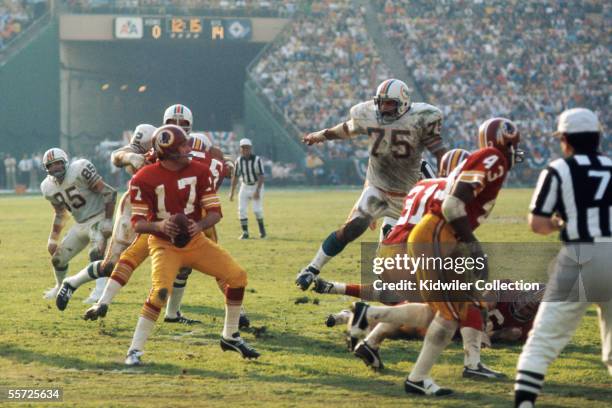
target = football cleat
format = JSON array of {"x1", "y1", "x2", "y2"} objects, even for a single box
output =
[
  {"x1": 313, "y1": 278, "x2": 335, "y2": 294},
  {"x1": 463, "y1": 363, "x2": 507, "y2": 379},
  {"x1": 83, "y1": 303, "x2": 109, "y2": 321},
  {"x1": 220, "y1": 333, "x2": 260, "y2": 359},
  {"x1": 325, "y1": 309, "x2": 352, "y2": 327},
  {"x1": 43, "y1": 285, "x2": 60, "y2": 300},
  {"x1": 295, "y1": 266, "x2": 319, "y2": 291},
  {"x1": 125, "y1": 349, "x2": 144, "y2": 366},
  {"x1": 354, "y1": 341, "x2": 384, "y2": 370},
  {"x1": 404, "y1": 378, "x2": 453, "y2": 396},
  {"x1": 55, "y1": 282, "x2": 76, "y2": 311},
  {"x1": 239, "y1": 313, "x2": 250, "y2": 329},
  {"x1": 164, "y1": 311, "x2": 201, "y2": 325},
  {"x1": 239, "y1": 233, "x2": 249, "y2": 240}
]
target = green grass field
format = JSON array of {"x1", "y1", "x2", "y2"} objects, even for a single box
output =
[{"x1": 0, "y1": 189, "x2": 610, "y2": 407}]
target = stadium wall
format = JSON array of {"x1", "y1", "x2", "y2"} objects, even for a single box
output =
[{"x1": 0, "y1": 22, "x2": 60, "y2": 156}]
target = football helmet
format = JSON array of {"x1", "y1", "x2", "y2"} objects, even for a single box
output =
[
  {"x1": 163, "y1": 104, "x2": 193, "y2": 134},
  {"x1": 478, "y1": 117, "x2": 524, "y2": 166},
  {"x1": 153, "y1": 125, "x2": 190, "y2": 160},
  {"x1": 189, "y1": 132, "x2": 213, "y2": 158},
  {"x1": 374, "y1": 79, "x2": 411, "y2": 124},
  {"x1": 129, "y1": 124, "x2": 157, "y2": 153},
  {"x1": 42, "y1": 148, "x2": 69, "y2": 179},
  {"x1": 439, "y1": 148, "x2": 470, "y2": 177}
]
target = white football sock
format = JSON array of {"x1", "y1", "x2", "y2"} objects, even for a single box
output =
[
  {"x1": 98, "y1": 279, "x2": 123, "y2": 305},
  {"x1": 65, "y1": 262, "x2": 98, "y2": 288},
  {"x1": 165, "y1": 286, "x2": 185, "y2": 319},
  {"x1": 222, "y1": 304, "x2": 242, "y2": 339},
  {"x1": 364, "y1": 322, "x2": 397, "y2": 349},
  {"x1": 408, "y1": 317, "x2": 457, "y2": 382},
  {"x1": 54, "y1": 268, "x2": 67, "y2": 286},
  {"x1": 366, "y1": 303, "x2": 434, "y2": 327},
  {"x1": 330, "y1": 282, "x2": 346, "y2": 295},
  {"x1": 129, "y1": 316, "x2": 155, "y2": 352},
  {"x1": 310, "y1": 246, "x2": 332, "y2": 271},
  {"x1": 460, "y1": 326, "x2": 482, "y2": 369}
]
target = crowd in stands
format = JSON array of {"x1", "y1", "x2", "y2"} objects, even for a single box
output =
[
  {"x1": 251, "y1": 0, "x2": 390, "y2": 166},
  {"x1": 0, "y1": 0, "x2": 48, "y2": 51},
  {"x1": 376, "y1": 0, "x2": 610, "y2": 183},
  {"x1": 64, "y1": 0, "x2": 300, "y2": 17}
]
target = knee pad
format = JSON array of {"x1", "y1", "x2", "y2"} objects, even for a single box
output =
[{"x1": 340, "y1": 215, "x2": 372, "y2": 243}]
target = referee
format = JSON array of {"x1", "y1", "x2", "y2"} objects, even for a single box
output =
[
  {"x1": 515, "y1": 108, "x2": 611, "y2": 407},
  {"x1": 229, "y1": 138, "x2": 266, "y2": 239}
]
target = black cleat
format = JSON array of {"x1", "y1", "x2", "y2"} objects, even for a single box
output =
[
  {"x1": 239, "y1": 233, "x2": 249, "y2": 240},
  {"x1": 83, "y1": 303, "x2": 108, "y2": 321},
  {"x1": 220, "y1": 333, "x2": 260, "y2": 359},
  {"x1": 313, "y1": 278, "x2": 334, "y2": 294},
  {"x1": 326, "y1": 309, "x2": 352, "y2": 328},
  {"x1": 239, "y1": 313, "x2": 251, "y2": 329},
  {"x1": 404, "y1": 378, "x2": 453, "y2": 396},
  {"x1": 56, "y1": 282, "x2": 76, "y2": 311},
  {"x1": 295, "y1": 266, "x2": 319, "y2": 291},
  {"x1": 164, "y1": 311, "x2": 201, "y2": 325},
  {"x1": 463, "y1": 363, "x2": 506, "y2": 379},
  {"x1": 259, "y1": 232, "x2": 267, "y2": 239},
  {"x1": 354, "y1": 341, "x2": 385, "y2": 370}
]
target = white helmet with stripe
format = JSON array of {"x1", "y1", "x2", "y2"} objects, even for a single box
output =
[
  {"x1": 374, "y1": 79, "x2": 411, "y2": 124},
  {"x1": 189, "y1": 132, "x2": 213, "y2": 158},
  {"x1": 129, "y1": 123, "x2": 157, "y2": 153},
  {"x1": 163, "y1": 104, "x2": 193, "y2": 134},
  {"x1": 42, "y1": 148, "x2": 69, "y2": 179}
]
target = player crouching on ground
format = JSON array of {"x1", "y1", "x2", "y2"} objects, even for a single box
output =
[{"x1": 124, "y1": 125, "x2": 258, "y2": 365}]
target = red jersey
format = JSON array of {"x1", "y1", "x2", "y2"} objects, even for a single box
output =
[
  {"x1": 130, "y1": 160, "x2": 221, "y2": 240},
  {"x1": 191, "y1": 153, "x2": 225, "y2": 192},
  {"x1": 436, "y1": 147, "x2": 509, "y2": 229},
  {"x1": 383, "y1": 178, "x2": 448, "y2": 245}
]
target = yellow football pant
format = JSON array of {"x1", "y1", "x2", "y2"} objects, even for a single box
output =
[
  {"x1": 146, "y1": 233, "x2": 247, "y2": 311},
  {"x1": 408, "y1": 213, "x2": 480, "y2": 322}
]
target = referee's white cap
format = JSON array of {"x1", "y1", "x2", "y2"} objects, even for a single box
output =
[
  {"x1": 239, "y1": 138, "x2": 252, "y2": 147},
  {"x1": 555, "y1": 108, "x2": 600, "y2": 136}
]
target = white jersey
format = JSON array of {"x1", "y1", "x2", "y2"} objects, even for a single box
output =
[
  {"x1": 41, "y1": 159, "x2": 105, "y2": 223},
  {"x1": 349, "y1": 100, "x2": 444, "y2": 193},
  {"x1": 129, "y1": 126, "x2": 155, "y2": 153}
]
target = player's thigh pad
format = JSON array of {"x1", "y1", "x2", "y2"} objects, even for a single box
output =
[
  {"x1": 188, "y1": 234, "x2": 247, "y2": 288},
  {"x1": 347, "y1": 185, "x2": 388, "y2": 222}
]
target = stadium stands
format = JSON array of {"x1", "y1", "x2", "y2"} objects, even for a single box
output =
[
  {"x1": 64, "y1": 0, "x2": 299, "y2": 17},
  {"x1": 0, "y1": 0, "x2": 48, "y2": 52},
  {"x1": 250, "y1": 0, "x2": 391, "y2": 164},
  {"x1": 376, "y1": 0, "x2": 610, "y2": 183}
]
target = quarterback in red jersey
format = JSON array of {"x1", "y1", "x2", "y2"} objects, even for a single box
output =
[{"x1": 124, "y1": 125, "x2": 259, "y2": 365}]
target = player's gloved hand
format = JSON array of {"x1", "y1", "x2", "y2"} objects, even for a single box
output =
[
  {"x1": 158, "y1": 218, "x2": 180, "y2": 238},
  {"x1": 468, "y1": 241, "x2": 489, "y2": 281},
  {"x1": 187, "y1": 220, "x2": 203, "y2": 237},
  {"x1": 100, "y1": 218, "x2": 113, "y2": 238},
  {"x1": 125, "y1": 152, "x2": 145, "y2": 170},
  {"x1": 302, "y1": 130, "x2": 326, "y2": 145}
]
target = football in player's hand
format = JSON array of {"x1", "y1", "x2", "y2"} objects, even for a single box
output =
[{"x1": 169, "y1": 213, "x2": 191, "y2": 248}]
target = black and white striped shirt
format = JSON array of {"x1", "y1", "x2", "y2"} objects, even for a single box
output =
[
  {"x1": 530, "y1": 154, "x2": 612, "y2": 242},
  {"x1": 235, "y1": 155, "x2": 264, "y2": 185}
]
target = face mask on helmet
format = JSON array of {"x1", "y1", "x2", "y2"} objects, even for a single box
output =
[
  {"x1": 375, "y1": 98, "x2": 401, "y2": 124},
  {"x1": 163, "y1": 104, "x2": 193, "y2": 134},
  {"x1": 46, "y1": 161, "x2": 67, "y2": 179},
  {"x1": 165, "y1": 118, "x2": 191, "y2": 134},
  {"x1": 374, "y1": 79, "x2": 411, "y2": 125}
]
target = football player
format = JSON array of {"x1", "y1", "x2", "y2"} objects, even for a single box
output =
[
  {"x1": 122, "y1": 125, "x2": 258, "y2": 365},
  {"x1": 40, "y1": 148, "x2": 116, "y2": 300},
  {"x1": 296, "y1": 79, "x2": 447, "y2": 291},
  {"x1": 349, "y1": 118, "x2": 523, "y2": 395}
]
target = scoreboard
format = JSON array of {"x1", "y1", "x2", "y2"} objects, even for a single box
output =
[{"x1": 114, "y1": 17, "x2": 252, "y2": 41}]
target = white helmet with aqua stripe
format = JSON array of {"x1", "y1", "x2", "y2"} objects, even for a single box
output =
[
  {"x1": 373, "y1": 78, "x2": 411, "y2": 124},
  {"x1": 163, "y1": 104, "x2": 193, "y2": 134}
]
